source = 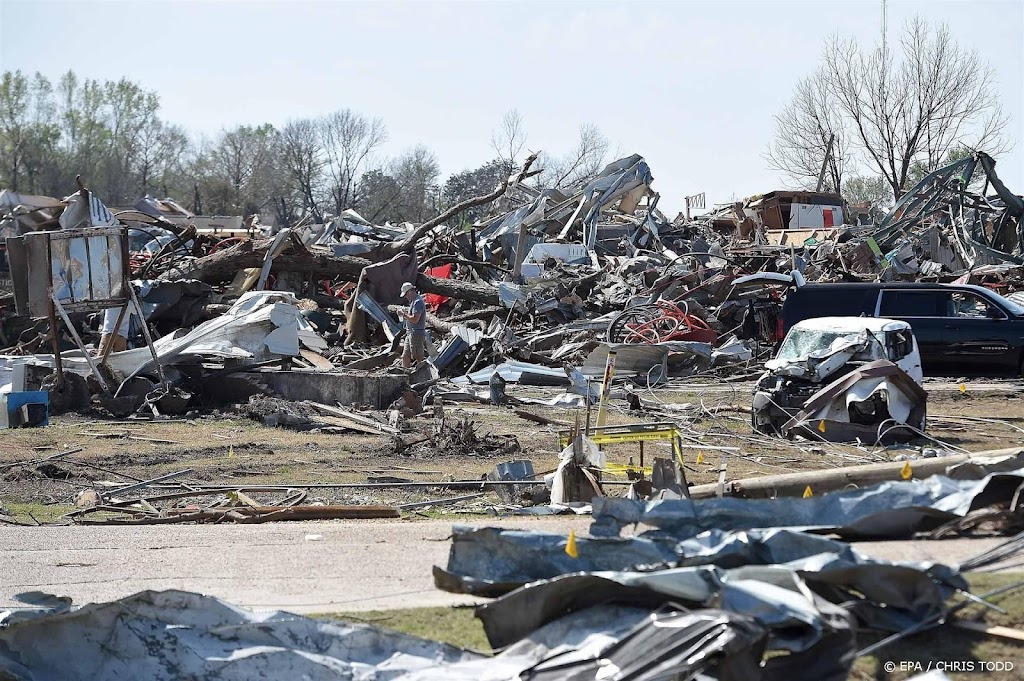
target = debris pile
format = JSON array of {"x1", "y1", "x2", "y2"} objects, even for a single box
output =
[
  {"x1": 2, "y1": 149, "x2": 1023, "y2": 510},
  {"x1": 4, "y1": 467, "x2": 1023, "y2": 680},
  {"x1": 396, "y1": 415, "x2": 522, "y2": 459}
]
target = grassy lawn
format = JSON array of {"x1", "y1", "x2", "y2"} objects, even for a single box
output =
[
  {"x1": 316, "y1": 572, "x2": 1024, "y2": 676},
  {"x1": 315, "y1": 606, "x2": 490, "y2": 652},
  {"x1": 853, "y1": 572, "x2": 1024, "y2": 681},
  {"x1": 0, "y1": 501, "x2": 76, "y2": 524}
]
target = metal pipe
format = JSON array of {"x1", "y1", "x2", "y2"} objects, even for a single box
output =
[{"x1": 104, "y1": 469, "x2": 194, "y2": 497}]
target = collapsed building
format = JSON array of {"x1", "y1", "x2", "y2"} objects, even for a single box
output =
[{"x1": 0, "y1": 150, "x2": 1021, "y2": 440}]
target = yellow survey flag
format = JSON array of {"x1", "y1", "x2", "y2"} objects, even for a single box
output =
[
  {"x1": 696, "y1": 451, "x2": 705, "y2": 465},
  {"x1": 565, "y1": 530, "x2": 579, "y2": 558},
  {"x1": 803, "y1": 485, "x2": 813, "y2": 498},
  {"x1": 901, "y1": 460, "x2": 913, "y2": 480},
  {"x1": 818, "y1": 420, "x2": 826, "y2": 433}
]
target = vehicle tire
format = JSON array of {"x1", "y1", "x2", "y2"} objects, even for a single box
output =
[{"x1": 606, "y1": 305, "x2": 659, "y2": 343}]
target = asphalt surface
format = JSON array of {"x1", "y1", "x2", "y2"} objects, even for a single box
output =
[{"x1": 1, "y1": 518, "x2": 1018, "y2": 614}]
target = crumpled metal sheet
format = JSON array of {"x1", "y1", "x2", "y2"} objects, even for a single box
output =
[
  {"x1": 475, "y1": 565, "x2": 857, "y2": 680},
  {"x1": 780, "y1": 359, "x2": 928, "y2": 443},
  {"x1": 590, "y1": 467, "x2": 1024, "y2": 540},
  {"x1": 872, "y1": 151, "x2": 1023, "y2": 266},
  {"x1": 499, "y1": 607, "x2": 768, "y2": 681},
  {"x1": 411, "y1": 603, "x2": 771, "y2": 681},
  {"x1": 0, "y1": 589, "x2": 476, "y2": 681},
  {"x1": 0, "y1": 591, "x2": 780, "y2": 681},
  {"x1": 435, "y1": 526, "x2": 963, "y2": 634}
]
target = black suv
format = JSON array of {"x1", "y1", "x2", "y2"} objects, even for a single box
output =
[{"x1": 781, "y1": 283, "x2": 1024, "y2": 377}]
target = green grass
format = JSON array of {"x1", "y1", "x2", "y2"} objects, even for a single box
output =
[
  {"x1": 315, "y1": 573, "x2": 1024, "y2": 673},
  {"x1": 0, "y1": 500, "x2": 75, "y2": 524},
  {"x1": 314, "y1": 606, "x2": 490, "y2": 652},
  {"x1": 852, "y1": 572, "x2": 1024, "y2": 681}
]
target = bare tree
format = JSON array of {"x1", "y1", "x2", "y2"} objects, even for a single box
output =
[
  {"x1": 391, "y1": 144, "x2": 440, "y2": 223},
  {"x1": 319, "y1": 109, "x2": 387, "y2": 216},
  {"x1": 766, "y1": 68, "x2": 850, "y2": 192},
  {"x1": 490, "y1": 108, "x2": 526, "y2": 173},
  {"x1": 134, "y1": 120, "x2": 190, "y2": 198},
  {"x1": 199, "y1": 124, "x2": 278, "y2": 214},
  {"x1": 821, "y1": 15, "x2": 1009, "y2": 200},
  {"x1": 541, "y1": 123, "x2": 609, "y2": 189},
  {"x1": 279, "y1": 118, "x2": 324, "y2": 222}
]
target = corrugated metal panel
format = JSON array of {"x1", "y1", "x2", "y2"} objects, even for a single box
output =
[{"x1": 11, "y1": 227, "x2": 129, "y2": 317}]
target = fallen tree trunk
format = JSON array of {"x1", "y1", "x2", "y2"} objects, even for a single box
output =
[
  {"x1": 687, "y1": 447, "x2": 1024, "y2": 499},
  {"x1": 161, "y1": 239, "x2": 501, "y2": 306}
]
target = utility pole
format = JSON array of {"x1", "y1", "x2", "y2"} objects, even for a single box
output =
[
  {"x1": 881, "y1": 0, "x2": 888, "y2": 53},
  {"x1": 816, "y1": 134, "x2": 835, "y2": 192}
]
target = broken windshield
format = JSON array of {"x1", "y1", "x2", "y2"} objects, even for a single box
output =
[{"x1": 776, "y1": 329, "x2": 885, "y2": 362}]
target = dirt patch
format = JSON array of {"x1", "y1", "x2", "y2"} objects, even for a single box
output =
[{"x1": 1, "y1": 380, "x2": 1021, "y2": 514}]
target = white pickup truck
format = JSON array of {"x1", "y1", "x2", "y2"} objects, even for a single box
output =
[{"x1": 752, "y1": 317, "x2": 925, "y2": 441}]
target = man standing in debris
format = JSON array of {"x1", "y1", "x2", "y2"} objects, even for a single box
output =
[{"x1": 398, "y1": 282, "x2": 426, "y2": 368}]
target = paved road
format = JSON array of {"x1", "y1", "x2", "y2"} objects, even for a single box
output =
[{"x1": 1, "y1": 518, "x2": 1017, "y2": 614}]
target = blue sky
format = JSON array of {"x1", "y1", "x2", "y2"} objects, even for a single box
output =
[{"x1": 1, "y1": 0, "x2": 1021, "y2": 213}]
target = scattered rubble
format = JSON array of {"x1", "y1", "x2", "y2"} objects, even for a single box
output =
[{"x1": 1, "y1": 151, "x2": 1023, "y2": 512}]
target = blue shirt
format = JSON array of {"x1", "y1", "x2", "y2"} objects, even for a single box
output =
[{"x1": 407, "y1": 295, "x2": 427, "y2": 334}]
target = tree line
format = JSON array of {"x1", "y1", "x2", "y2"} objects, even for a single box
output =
[{"x1": 0, "y1": 73, "x2": 609, "y2": 228}]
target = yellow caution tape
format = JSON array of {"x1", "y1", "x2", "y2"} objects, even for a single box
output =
[
  {"x1": 565, "y1": 530, "x2": 579, "y2": 558},
  {"x1": 603, "y1": 463, "x2": 653, "y2": 475}
]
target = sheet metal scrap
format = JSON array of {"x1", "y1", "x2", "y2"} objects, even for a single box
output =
[
  {"x1": 434, "y1": 525, "x2": 964, "y2": 605},
  {"x1": 871, "y1": 151, "x2": 1024, "y2": 269},
  {"x1": 432, "y1": 523, "x2": 1008, "y2": 680},
  {"x1": 588, "y1": 466, "x2": 1024, "y2": 539},
  {"x1": 0, "y1": 590, "x2": 775, "y2": 681},
  {"x1": 435, "y1": 468, "x2": 1024, "y2": 600}
]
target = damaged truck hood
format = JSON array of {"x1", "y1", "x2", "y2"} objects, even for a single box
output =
[{"x1": 765, "y1": 317, "x2": 916, "y2": 382}]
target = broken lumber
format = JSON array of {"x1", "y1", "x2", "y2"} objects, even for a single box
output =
[
  {"x1": 953, "y1": 620, "x2": 1024, "y2": 642},
  {"x1": 304, "y1": 401, "x2": 400, "y2": 435},
  {"x1": 162, "y1": 240, "x2": 500, "y2": 305},
  {"x1": 389, "y1": 152, "x2": 539, "y2": 255},
  {"x1": 514, "y1": 409, "x2": 570, "y2": 428}
]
